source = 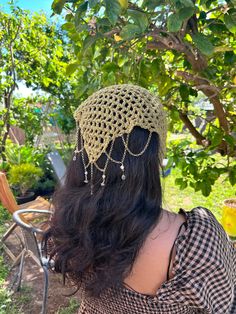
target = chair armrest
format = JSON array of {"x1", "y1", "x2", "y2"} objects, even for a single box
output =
[{"x1": 13, "y1": 209, "x2": 52, "y2": 234}]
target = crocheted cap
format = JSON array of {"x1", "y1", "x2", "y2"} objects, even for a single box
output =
[{"x1": 74, "y1": 84, "x2": 167, "y2": 163}]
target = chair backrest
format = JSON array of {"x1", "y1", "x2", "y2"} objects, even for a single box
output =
[
  {"x1": 46, "y1": 151, "x2": 66, "y2": 185},
  {"x1": 21, "y1": 228, "x2": 42, "y2": 266},
  {"x1": 13, "y1": 209, "x2": 52, "y2": 266},
  {"x1": 0, "y1": 172, "x2": 19, "y2": 214}
]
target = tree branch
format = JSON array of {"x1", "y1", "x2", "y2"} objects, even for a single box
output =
[
  {"x1": 178, "y1": 112, "x2": 208, "y2": 145},
  {"x1": 176, "y1": 71, "x2": 229, "y2": 133},
  {"x1": 147, "y1": 29, "x2": 208, "y2": 72},
  {"x1": 103, "y1": 28, "x2": 120, "y2": 37},
  {"x1": 163, "y1": 103, "x2": 207, "y2": 146}
]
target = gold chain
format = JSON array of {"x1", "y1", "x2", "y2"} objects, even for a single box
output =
[{"x1": 121, "y1": 131, "x2": 152, "y2": 157}]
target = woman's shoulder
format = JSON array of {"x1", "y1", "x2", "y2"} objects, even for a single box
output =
[
  {"x1": 181, "y1": 206, "x2": 227, "y2": 238},
  {"x1": 176, "y1": 206, "x2": 235, "y2": 266},
  {"x1": 162, "y1": 207, "x2": 235, "y2": 313}
]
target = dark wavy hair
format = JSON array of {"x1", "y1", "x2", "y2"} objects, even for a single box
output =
[{"x1": 43, "y1": 126, "x2": 163, "y2": 297}]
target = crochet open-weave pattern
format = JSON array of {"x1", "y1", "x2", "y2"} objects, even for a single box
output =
[{"x1": 74, "y1": 84, "x2": 167, "y2": 163}]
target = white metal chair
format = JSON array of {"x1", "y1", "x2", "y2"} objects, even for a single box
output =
[{"x1": 12, "y1": 209, "x2": 53, "y2": 314}]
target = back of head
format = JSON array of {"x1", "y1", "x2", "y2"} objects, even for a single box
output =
[{"x1": 44, "y1": 84, "x2": 167, "y2": 297}]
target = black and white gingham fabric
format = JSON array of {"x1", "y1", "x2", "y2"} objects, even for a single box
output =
[{"x1": 78, "y1": 207, "x2": 236, "y2": 313}]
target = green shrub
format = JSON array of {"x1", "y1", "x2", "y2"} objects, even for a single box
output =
[
  {"x1": 9, "y1": 163, "x2": 43, "y2": 196},
  {"x1": 0, "y1": 204, "x2": 11, "y2": 236},
  {"x1": 5, "y1": 142, "x2": 46, "y2": 167}
]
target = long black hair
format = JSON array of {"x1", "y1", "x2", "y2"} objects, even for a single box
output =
[{"x1": 43, "y1": 126, "x2": 163, "y2": 297}]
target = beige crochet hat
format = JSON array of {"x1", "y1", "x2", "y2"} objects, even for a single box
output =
[{"x1": 73, "y1": 84, "x2": 167, "y2": 193}]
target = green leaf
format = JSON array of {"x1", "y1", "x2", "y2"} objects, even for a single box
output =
[
  {"x1": 180, "y1": 180, "x2": 188, "y2": 190},
  {"x1": 51, "y1": 0, "x2": 66, "y2": 14},
  {"x1": 224, "y1": 51, "x2": 236, "y2": 65},
  {"x1": 128, "y1": 9, "x2": 149, "y2": 32},
  {"x1": 208, "y1": 19, "x2": 228, "y2": 33},
  {"x1": 75, "y1": 24, "x2": 88, "y2": 33},
  {"x1": 188, "y1": 163, "x2": 198, "y2": 177},
  {"x1": 189, "y1": 87, "x2": 198, "y2": 97},
  {"x1": 166, "y1": 156, "x2": 174, "y2": 168},
  {"x1": 158, "y1": 75, "x2": 173, "y2": 96},
  {"x1": 106, "y1": 71, "x2": 116, "y2": 84},
  {"x1": 76, "y1": 83, "x2": 88, "y2": 97},
  {"x1": 75, "y1": 1, "x2": 88, "y2": 25},
  {"x1": 175, "y1": 178, "x2": 188, "y2": 190},
  {"x1": 42, "y1": 77, "x2": 52, "y2": 87},
  {"x1": 201, "y1": 181, "x2": 212, "y2": 197},
  {"x1": 119, "y1": 0, "x2": 128, "y2": 10},
  {"x1": 209, "y1": 128, "x2": 223, "y2": 147},
  {"x1": 224, "y1": 134, "x2": 235, "y2": 147},
  {"x1": 83, "y1": 35, "x2": 97, "y2": 52},
  {"x1": 170, "y1": 108, "x2": 179, "y2": 121},
  {"x1": 178, "y1": 7, "x2": 195, "y2": 20},
  {"x1": 224, "y1": 12, "x2": 236, "y2": 34},
  {"x1": 104, "y1": 0, "x2": 121, "y2": 25},
  {"x1": 88, "y1": 0, "x2": 98, "y2": 7},
  {"x1": 199, "y1": 11, "x2": 207, "y2": 20},
  {"x1": 179, "y1": 84, "x2": 189, "y2": 101},
  {"x1": 195, "y1": 181, "x2": 201, "y2": 192},
  {"x1": 231, "y1": 0, "x2": 236, "y2": 7},
  {"x1": 175, "y1": 178, "x2": 183, "y2": 185},
  {"x1": 192, "y1": 33, "x2": 214, "y2": 56},
  {"x1": 142, "y1": 0, "x2": 164, "y2": 9},
  {"x1": 61, "y1": 22, "x2": 75, "y2": 31},
  {"x1": 167, "y1": 14, "x2": 182, "y2": 32},
  {"x1": 229, "y1": 169, "x2": 236, "y2": 186},
  {"x1": 98, "y1": 18, "x2": 111, "y2": 27},
  {"x1": 66, "y1": 62, "x2": 79, "y2": 75},
  {"x1": 120, "y1": 24, "x2": 142, "y2": 40},
  {"x1": 179, "y1": 0, "x2": 194, "y2": 7}
]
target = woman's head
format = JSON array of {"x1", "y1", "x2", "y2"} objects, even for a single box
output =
[{"x1": 44, "y1": 84, "x2": 167, "y2": 297}]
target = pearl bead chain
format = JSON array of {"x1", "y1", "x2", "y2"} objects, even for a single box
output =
[{"x1": 73, "y1": 129, "x2": 153, "y2": 192}]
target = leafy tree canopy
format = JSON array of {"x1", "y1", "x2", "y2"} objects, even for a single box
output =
[
  {"x1": 50, "y1": 0, "x2": 236, "y2": 196},
  {"x1": 0, "y1": 5, "x2": 77, "y2": 155}
]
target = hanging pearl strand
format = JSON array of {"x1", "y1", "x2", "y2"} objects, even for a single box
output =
[
  {"x1": 94, "y1": 139, "x2": 115, "y2": 186},
  {"x1": 90, "y1": 163, "x2": 94, "y2": 195},
  {"x1": 73, "y1": 126, "x2": 84, "y2": 161},
  {"x1": 80, "y1": 135, "x2": 90, "y2": 183},
  {"x1": 104, "y1": 134, "x2": 129, "y2": 181},
  {"x1": 73, "y1": 128, "x2": 90, "y2": 184}
]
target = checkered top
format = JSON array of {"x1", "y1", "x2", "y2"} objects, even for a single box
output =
[{"x1": 78, "y1": 207, "x2": 236, "y2": 313}]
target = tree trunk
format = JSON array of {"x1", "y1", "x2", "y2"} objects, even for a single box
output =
[{"x1": 0, "y1": 92, "x2": 12, "y2": 160}]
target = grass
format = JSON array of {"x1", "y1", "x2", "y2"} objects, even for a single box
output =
[
  {"x1": 0, "y1": 285, "x2": 32, "y2": 314},
  {"x1": 0, "y1": 205, "x2": 11, "y2": 314},
  {"x1": 57, "y1": 298, "x2": 80, "y2": 314},
  {"x1": 163, "y1": 167, "x2": 236, "y2": 220},
  {"x1": 0, "y1": 255, "x2": 11, "y2": 314},
  {"x1": 0, "y1": 205, "x2": 32, "y2": 314},
  {"x1": 0, "y1": 207, "x2": 10, "y2": 237}
]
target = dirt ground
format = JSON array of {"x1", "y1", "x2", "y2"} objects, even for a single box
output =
[{"x1": 3, "y1": 223, "x2": 80, "y2": 314}]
